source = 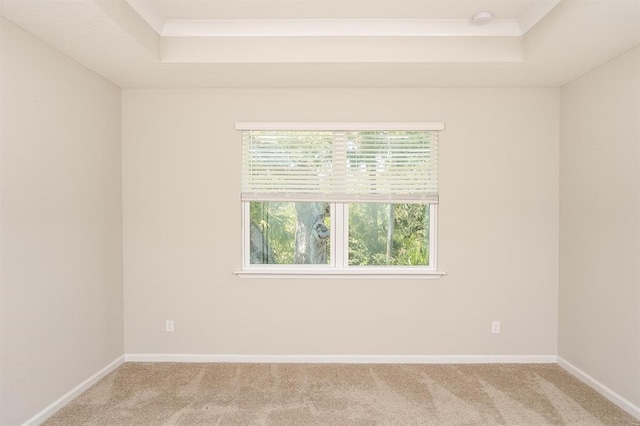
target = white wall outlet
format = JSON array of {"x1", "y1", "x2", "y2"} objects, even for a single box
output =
[
  {"x1": 165, "y1": 320, "x2": 175, "y2": 333},
  {"x1": 491, "y1": 321, "x2": 501, "y2": 334}
]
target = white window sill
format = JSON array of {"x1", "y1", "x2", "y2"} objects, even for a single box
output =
[{"x1": 235, "y1": 269, "x2": 446, "y2": 279}]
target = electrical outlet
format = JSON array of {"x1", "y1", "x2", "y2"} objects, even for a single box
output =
[
  {"x1": 491, "y1": 321, "x2": 501, "y2": 334},
  {"x1": 165, "y1": 320, "x2": 175, "y2": 333}
]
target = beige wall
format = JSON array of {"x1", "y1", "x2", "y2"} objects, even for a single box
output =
[
  {"x1": 0, "y1": 18, "x2": 123, "y2": 425},
  {"x1": 559, "y1": 46, "x2": 640, "y2": 407},
  {"x1": 122, "y1": 88, "x2": 559, "y2": 357}
]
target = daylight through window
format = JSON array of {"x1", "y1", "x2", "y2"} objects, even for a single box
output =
[{"x1": 238, "y1": 122, "x2": 444, "y2": 276}]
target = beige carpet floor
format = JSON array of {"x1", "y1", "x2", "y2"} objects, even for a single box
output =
[{"x1": 44, "y1": 363, "x2": 639, "y2": 425}]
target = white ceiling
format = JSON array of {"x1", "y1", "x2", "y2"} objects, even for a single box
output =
[
  {"x1": 1, "y1": 0, "x2": 639, "y2": 88},
  {"x1": 136, "y1": 0, "x2": 537, "y2": 20},
  {"x1": 126, "y1": 0, "x2": 558, "y2": 33}
]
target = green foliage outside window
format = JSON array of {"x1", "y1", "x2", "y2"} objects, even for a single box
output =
[
  {"x1": 250, "y1": 201, "x2": 297, "y2": 264},
  {"x1": 249, "y1": 201, "x2": 429, "y2": 266},
  {"x1": 348, "y1": 203, "x2": 429, "y2": 266}
]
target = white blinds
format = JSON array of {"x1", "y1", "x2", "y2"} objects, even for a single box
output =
[{"x1": 240, "y1": 123, "x2": 441, "y2": 203}]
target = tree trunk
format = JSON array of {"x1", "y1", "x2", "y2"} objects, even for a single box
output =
[
  {"x1": 369, "y1": 203, "x2": 379, "y2": 252},
  {"x1": 294, "y1": 202, "x2": 330, "y2": 264},
  {"x1": 249, "y1": 221, "x2": 276, "y2": 264},
  {"x1": 386, "y1": 204, "x2": 395, "y2": 262}
]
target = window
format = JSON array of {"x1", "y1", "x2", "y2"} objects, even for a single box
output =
[{"x1": 237, "y1": 122, "x2": 444, "y2": 278}]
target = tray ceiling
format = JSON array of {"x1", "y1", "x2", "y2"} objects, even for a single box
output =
[{"x1": 1, "y1": 0, "x2": 638, "y2": 88}]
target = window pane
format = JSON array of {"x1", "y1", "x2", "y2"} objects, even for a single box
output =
[
  {"x1": 348, "y1": 203, "x2": 429, "y2": 266},
  {"x1": 249, "y1": 201, "x2": 331, "y2": 265}
]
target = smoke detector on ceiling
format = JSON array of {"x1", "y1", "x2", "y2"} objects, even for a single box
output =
[{"x1": 471, "y1": 11, "x2": 493, "y2": 25}]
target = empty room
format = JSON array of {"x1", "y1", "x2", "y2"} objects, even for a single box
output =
[{"x1": 1, "y1": 0, "x2": 639, "y2": 425}]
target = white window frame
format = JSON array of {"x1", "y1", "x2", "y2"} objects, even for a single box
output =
[{"x1": 235, "y1": 122, "x2": 446, "y2": 279}]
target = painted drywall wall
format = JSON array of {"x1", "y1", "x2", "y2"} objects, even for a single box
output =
[
  {"x1": 122, "y1": 88, "x2": 559, "y2": 357},
  {"x1": 559, "y1": 46, "x2": 640, "y2": 407},
  {"x1": 0, "y1": 18, "x2": 123, "y2": 425}
]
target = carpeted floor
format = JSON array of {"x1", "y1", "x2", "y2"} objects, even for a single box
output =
[{"x1": 44, "y1": 363, "x2": 639, "y2": 425}]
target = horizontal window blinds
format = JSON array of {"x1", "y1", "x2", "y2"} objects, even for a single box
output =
[{"x1": 241, "y1": 126, "x2": 440, "y2": 203}]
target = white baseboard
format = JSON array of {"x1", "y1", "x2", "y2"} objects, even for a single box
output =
[
  {"x1": 23, "y1": 355, "x2": 125, "y2": 426},
  {"x1": 124, "y1": 353, "x2": 557, "y2": 364},
  {"x1": 558, "y1": 357, "x2": 640, "y2": 420}
]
